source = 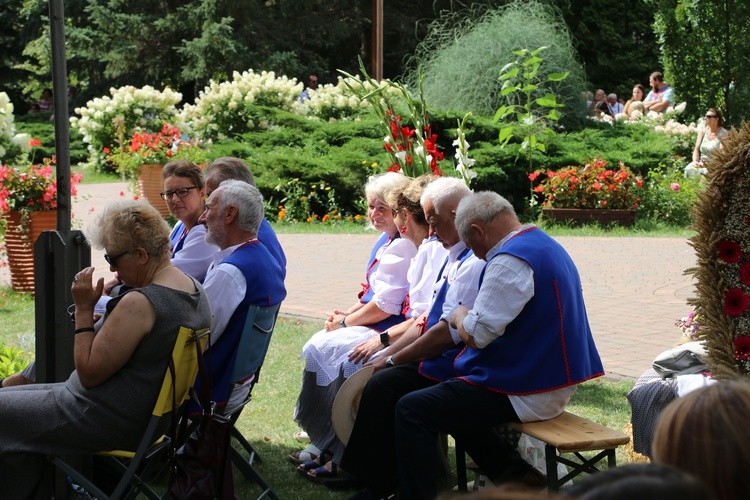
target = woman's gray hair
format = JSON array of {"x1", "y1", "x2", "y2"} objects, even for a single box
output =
[
  {"x1": 214, "y1": 179, "x2": 264, "y2": 235},
  {"x1": 420, "y1": 177, "x2": 471, "y2": 214},
  {"x1": 87, "y1": 200, "x2": 171, "y2": 258},
  {"x1": 455, "y1": 191, "x2": 515, "y2": 242},
  {"x1": 364, "y1": 171, "x2": 407, "y2": 202}
]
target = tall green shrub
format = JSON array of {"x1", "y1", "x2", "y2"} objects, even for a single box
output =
[{"x1": 403, "y1": 0, "x2": 587, "y2": 125}]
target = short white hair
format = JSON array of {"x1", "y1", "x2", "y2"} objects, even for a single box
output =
[
  {"x1": 213, "y1": 179, "x2": 264, "y2": 236},
  {"x1": 420, "y1": 177, "x2": 471, "y2": 214},
  {"x1": 455, "y1": 191, "x2": 516, "y2": 242}
]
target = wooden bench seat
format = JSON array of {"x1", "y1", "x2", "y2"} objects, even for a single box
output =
[{"x1": 456, "y1": 411, "x2": 630, "y2": 492}]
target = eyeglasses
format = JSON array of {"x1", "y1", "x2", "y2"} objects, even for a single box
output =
[
  {"x1": 159, "y1": 186, "x2": 197, "y2": 200},
  {"x1": 104, "y1": 250, "x2": 130, "y2": 266},
  {"x1": 705, "y1": 115, "x2": 718, "y2": 119}
]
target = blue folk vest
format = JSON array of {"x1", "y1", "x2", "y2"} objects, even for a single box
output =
[
  {"x1": 193, "y1": 241, "x2": 286, "y2": 410},
  {"x1": 359, "y1": 232, "x2": 405, "y2": 332},
  {"x1": 418, "y1": 247, "x2": 474, "y2": 382},
  {"x1": 454, "y1": 227, "x2": 604, "y2": 394}
]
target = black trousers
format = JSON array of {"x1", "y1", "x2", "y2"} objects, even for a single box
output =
[
  {"x1": 340, "y1": 364, "x2": 435, "y2": 496},
  {"x1": 341, "y1": 364, "x2": 530, "y2": 499}
]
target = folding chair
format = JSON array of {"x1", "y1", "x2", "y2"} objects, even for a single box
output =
[
  {"x1": 223, "y1": 303, "x2": 281, "y2": 500},
  {"x1": 51, "y1": 326, "x2": 209, "y2": 500}
]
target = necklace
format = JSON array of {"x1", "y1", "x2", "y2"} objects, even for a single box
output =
[{"x1": 152, "y1": 264, "x2": 174, "y2": 280}]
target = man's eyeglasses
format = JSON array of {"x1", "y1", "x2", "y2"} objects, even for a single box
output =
[
  {"x1": 705, "y1": 115, "x2": 718, "y2": 119},
  {"x1": 160, "y1": 186, "x2": 197, "y2": 200},
  {"x1": 104, "y1": 250, "x2": 130, "y2": 266}
]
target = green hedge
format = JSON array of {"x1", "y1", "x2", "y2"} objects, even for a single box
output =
[{"x1": 12, "y1": 107, "x2": 695, "y2": 223}]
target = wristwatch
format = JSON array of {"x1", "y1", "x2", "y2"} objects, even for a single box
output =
[
  {"x1": 339, "y1": 317, "x2": 346, "y2": 328},
  {"x1": 379, "y1": 330, "x2": 390, "y2": 347},
  {"x1": 385, "y1": 355, "x2": 396, "y2": 367}
]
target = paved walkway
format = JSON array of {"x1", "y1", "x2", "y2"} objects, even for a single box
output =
[{"x1": 1, "y1": 182, "x2": 697, "y2": 380}]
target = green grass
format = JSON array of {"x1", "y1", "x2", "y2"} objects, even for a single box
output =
[
  {"x1": 0, "y1": 294, "x2": 636, "y2": 497},
  {"x1": 538, "y1": 219, "x2": 695, "y2": 238},
  {"x1": 270, "y1": 220, "x2": 370, "y2": 234},
  {"x1": 72, "y1": 163, "x2": 120, "y2": 184}
]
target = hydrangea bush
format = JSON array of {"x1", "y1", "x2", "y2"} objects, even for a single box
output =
[
  {"x1": 295, "y1": 76, "x2": 376, "y2": 121},
  {"x1": 0, "y1": 92, "x2": 31, "y2": 165},
  {"x1": 180, "y1": 70, "x2": 303, "y2": 140},
  {"x1": 70, "y1": 85, "x2": 182, "y2": 169}
]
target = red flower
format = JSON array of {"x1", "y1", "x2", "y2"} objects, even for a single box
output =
[
  {"x1": 717, "y1": 240, "x2": 742, "y2": 263},
  {"x1": 741, "y1": 262, "x2": 750, "y2": 286},
  {"x1": 28, "y1": 138, "x2": 42, "y2": 148},
  {"x1": 724, "y1": 288, "x2": 750, "y2": 316},
  {"x1": 734, "y1": 336, "x2": 750, "y2": 360},
  {"x1": 387, "y1": 164, "x2": 401, "y2": 173},
  {"x1": 528, "y1": 171, "x2": 541, "y2": 181},
  {"x1": 103, "y1": 147, "x2": 111, "y2": 154}
]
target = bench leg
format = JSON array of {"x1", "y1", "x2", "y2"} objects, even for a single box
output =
[
  {"x1": 607, "y1": 448, "x2": 616, "y2": 469},
  {"x1": 545, "y1": 444, "x2": 559, "y2": 491}
]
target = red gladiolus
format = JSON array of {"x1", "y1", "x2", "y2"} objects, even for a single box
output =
[
  {"x1": 29, "y1": 138, "x2": 42, "y2": 148},
  {"x1": 734, "y1": 336, "x2": 750, "y2": 360},
  {"x1": 724, "y1": 288, "x2": 750, "y2": 316},
  {"x1": 717, "y1": 239, "x2": 742, "y2": 263},
  {"x1": 387, "y1": 164, "x2": 400, "y2": 172},
  {"x1": 529, "y1": 171, "x2": 540, "y2": 181}
]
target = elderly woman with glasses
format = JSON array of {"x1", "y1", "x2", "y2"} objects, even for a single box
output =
[
  {"x1": 0, "y1": 200, "x2": 212, "y2": 499},
  {"x1": 684, "y1": 107, "x2": 729, "y2": 178},
  {"x1": 161, "y1": 160, "x2": 220, "y2": 282}
]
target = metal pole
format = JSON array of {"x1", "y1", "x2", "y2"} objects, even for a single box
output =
[
  {"x1": 48, "y1": 0, "x2": 71, "y2": 235},
  {"x1": 372, "y1": 0, "x2": 383, "y2": 80}
]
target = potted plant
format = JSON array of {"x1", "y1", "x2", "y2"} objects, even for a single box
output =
[
  {"x1": 107, "y1": 123, "x2": 206, "y2": 216},
  {"x1": 0, "y1": 158, "x2": 82, "y2": 292},
  {"x1": 528, "y1": 159, "x2": 643, "y2": 226}
]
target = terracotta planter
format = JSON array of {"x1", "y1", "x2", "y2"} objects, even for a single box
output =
[
  {"x1": 542, "y1": 208, "x2": 637, "y2": 227},
  {"x1": 3, "y1": 210, "x2": 58, "y2": 292},
  {"x1": 137, "y1": 163, "x2": 170, "y2": 218}
]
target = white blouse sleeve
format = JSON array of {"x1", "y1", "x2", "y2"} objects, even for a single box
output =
[
  {"x1": 406, "y1": 239, "x2": 448, "y2": 318},
  {"x1": 370, "y1": 238, "x2": 418, "y2": 315}
]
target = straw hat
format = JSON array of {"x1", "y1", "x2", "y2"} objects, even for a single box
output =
[{"x1": 331, "y1": 366, "x2": 375, "y2": 445}]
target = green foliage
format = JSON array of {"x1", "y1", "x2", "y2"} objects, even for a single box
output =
[
  {"x1": 494, "y1": 46, "x2": 568, "y2": 173},
  {"x1": 650, "y1": 0, "x2": 750, "y2": 125},
  {"x1": 15, "y1": 114, "x2": 89, "y2": 165},
  {"x1": 404, "y1": 0, "x2": 587, "y2": 127},
  {"x1": 639, "y1": 161, "x2": 704, "y2": 227},
  {"x1": 0, "y1": 345, "x2": 31, "y2": 378}
]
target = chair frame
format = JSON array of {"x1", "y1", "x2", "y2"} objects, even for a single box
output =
[
  {"x1": 51, "y1": 327, "x2": 209, "y2": 500},
  {"x1": 223, "y1": 303, "x2": 281, "y2": 500}
]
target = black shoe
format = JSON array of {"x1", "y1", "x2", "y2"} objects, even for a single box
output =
[{"x1": 347, "y1": 488, "x2": 395, "y2": 500}]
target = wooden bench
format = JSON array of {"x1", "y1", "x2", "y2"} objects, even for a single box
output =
[{"x1": 456, "y1": 411, "x2": 630, "y2": 491}]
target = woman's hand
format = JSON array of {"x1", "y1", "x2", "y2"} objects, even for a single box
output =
[
  {"x1": 72, "y1": 267, "x2": 104, "y2": 321},
  {"x1": 348, "y1": 335, "x2": 383, "y2": 364},
  {"x1": 324, "y1": 313, "x2": 346, "y2": 331}
]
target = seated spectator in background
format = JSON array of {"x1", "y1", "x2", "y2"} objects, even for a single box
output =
[
  {"x1": 607, "y1": 93, "x2": 623, "y2": 116},
  {"x1": 204, "y1": 157, "x2": 287, "y2": 276},
  {"x1": 623, "y1": 84, "x2": 646, "y2": 118},
  {"x1": 0, "y1": 200, "x2": 211, "y2": 498},
  {"x1": 562, "y1": 463, "x2": 714, "y2": 500},
  {"x1": 684, "y1": 107, "x2": 728, "y2": 177},
  {"x1": 162, "y1": 160, "x2": 219, "y2": 282},
  {"x1": 299, "y1": 73, "x2": 319, "y2": 102},
  {"x1": 197, "y1": 180, "x2": 286, "y2": 414},
  {"x1": 391, "y1": 191, "x2": 603, "y2": 498},
  {"x1": 643, "y1": 72, "x2": 673, "y2": 113},
  {"x1": 37, "y1": 88, "x2": 53, "y2": 111},
  {"x1": 589, "y1": 88, "x2": 609, "y2": 116},
  {"x1": 652, "y1": 380, "x2": 750, "y2": 500}
]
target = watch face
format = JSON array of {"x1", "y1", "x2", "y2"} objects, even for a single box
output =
[{"x1": 380, "y1": 332, "x2": 389, "y2": 345}]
